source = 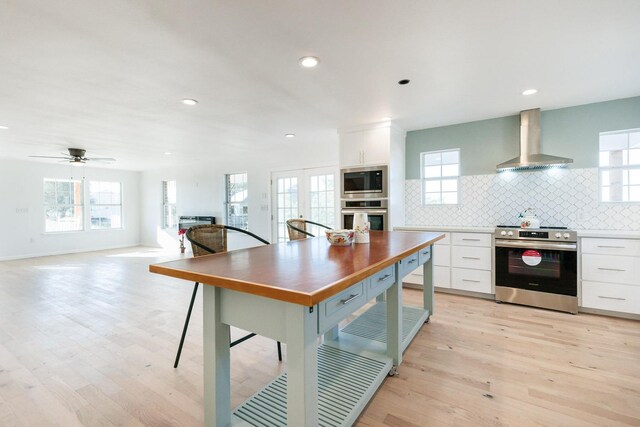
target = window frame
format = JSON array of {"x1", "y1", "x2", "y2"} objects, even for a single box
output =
[
  {"x1": 420, "y1": 148, "x2": 461, "y2": 206},
  {"x1": 225, "y1": 172, "x2": 249, "y2": 230},
  {"x1": 162, "y1": 180, "x2": 178, "y2": 229},
  {"x1": 598, "y1": 128, "x2": 640, "y2": 203},
  {"x1": 43, "y1": 178, "x2": 85, "y2": 233},
  {"x1": 88, "y1": 181, "x2": 124, "y2": 230}
]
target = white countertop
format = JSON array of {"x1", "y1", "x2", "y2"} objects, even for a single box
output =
[
  {"x1": 394, "y1": 226, "x2": 495, "y2": 233},
  {"x1": 395, "y1": 226, "x2": 640, "y2": 239},
  {"x1": 576, "y1": 230, "x2": 640, "y2": 239}
]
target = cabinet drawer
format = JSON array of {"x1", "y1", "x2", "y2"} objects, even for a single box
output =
[
  {"x1": 318, "y1": 281, "x2": 367, "y2": 334},
  {"x1": 367, "y1": 265, "x2": 395, "y2": 298},
  {"x1": 434, "y1": 265, "x2": 451, "y2": 288},
  {"x1": 452, "y1": 246, "x2": 492, "y2": 270},
  {"x1": 398, "y1": 252, "x2": 420, "y2": 278},
  {"x1": 582, "y1": 281, "x2": 640, "y2": 314},
  {"x1": 451, "y1": 268, "x2": 491, "y2": 293},
  {"x1": 418, "y1": 246, "x2": 431, "y2": 265},
  {"x1": 435, "y1": 232, "x2": 450, "y2": 245},
  {"x1": 582, "y1": 238, "x2": 640, "y2": 257},
  {"x1": 582, "y1": 254, "x2": 639, "y2": 286},
  {"x1": 452, "y1": 232, "x2": 491, "y2": 247},
  {"x1": 433, "y1": 245, "x2": 450, "y2": 267}
]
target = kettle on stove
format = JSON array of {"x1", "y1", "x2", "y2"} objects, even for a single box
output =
[{"x1": 519, "y1": 208, "x2": 541, "y2": 229}]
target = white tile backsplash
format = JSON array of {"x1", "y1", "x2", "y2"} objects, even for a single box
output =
[{"x1": 405, "y1": 168, "x2": 640, "y2": 230}]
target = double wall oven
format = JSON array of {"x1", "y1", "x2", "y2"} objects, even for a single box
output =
[
  {"x1": 495, "y1": 227, "x2": 578, "y2": 314},
  {"x1": 340, "y1": 165, "x2": 388, "y2": 230}
]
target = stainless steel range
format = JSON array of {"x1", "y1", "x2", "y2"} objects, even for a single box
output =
[{"x1": 494, "y1": 226, "x2": 578, "y2": 314}]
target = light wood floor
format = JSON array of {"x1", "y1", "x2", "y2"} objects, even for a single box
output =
[{"x1": 1, "y1": 247, "x2": 639, "y2": 426}]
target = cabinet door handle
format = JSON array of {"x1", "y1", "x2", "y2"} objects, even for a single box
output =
[
  {"x1": 462, "y1": 238, "x2": 481, "y2": 241},
  {"x1": 377, "y1": 274, "x2": 392, "y2": 282},
  {"x1": 598, "y1": 296, "x2": 626, "y2": 301},
  {"x1": 408, "y1": 258, "x2": 417, "y2": 264},
  {"x1": 462, "y1": 279, "x2": 480, "y2": 283},
  {"x1": 597, "y1": 267, "x2": 626, "y2": 272},
  {"x1": 340, "y1": 294, "x2": 360, "y2": 305},
  {"x1": 462, "y1": 256, "x2": 481, "y2": 260},
  {"x1": 597, "y1": 245, "x2": 625, "y2": 249}
]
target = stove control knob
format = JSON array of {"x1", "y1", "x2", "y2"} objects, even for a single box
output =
[
  {"x1": 563, "y1": 233, "x2": 570, "y2": 239},
  {"x1": 500, "y1": 231, "x2": 507, "y2": 236},
  {"x1": 555, "y1": 232, "x2": 562, "y2": 239},
  {"x1": 507, "y1": 231, "x2": 514, "y2": 236}
]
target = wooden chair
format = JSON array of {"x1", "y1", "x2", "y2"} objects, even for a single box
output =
[
  {"x1": 286, "y1": 218, "x2": 332, "y2": 240},
  {"x1": 174, "y1": 224, "x2": 282, "y2": 368}
]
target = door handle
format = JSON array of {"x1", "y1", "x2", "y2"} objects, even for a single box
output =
[
  {"x1": 598, "y1": 296, "x2": 626, "y2": 301},
  {"x1": 340, "y1": 294, "x2": 360, "y2": 305},
  {"x1": 597, "y1": 267, "x2": 626, "y2": 272}
]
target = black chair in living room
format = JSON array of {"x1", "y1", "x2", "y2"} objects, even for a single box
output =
[{"x1": 173, "y1": 224, "x2": 283, "y2": 368}]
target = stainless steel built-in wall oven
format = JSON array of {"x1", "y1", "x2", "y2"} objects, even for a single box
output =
[
  {"x1": 495, "y1": 227, "x2": 578, "y2": 314},
  {"x1": 341, "y1": 199, "x2": 388, "y2": 231},
  {"x1": 341, "y1": 165, "x2": 388, "y2": 199}
]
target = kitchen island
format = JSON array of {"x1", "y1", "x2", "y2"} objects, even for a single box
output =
[{"x1": 150, "y1": 230, "x2": 444, "y2": 426}]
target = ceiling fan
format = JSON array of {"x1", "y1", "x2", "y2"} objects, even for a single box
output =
[{"x1": 29, "y1": 148, "x2": 116, "y2": 164}]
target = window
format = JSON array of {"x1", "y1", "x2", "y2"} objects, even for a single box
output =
[
  {"x1": 162, "y1": 180, "x2": 177, "y2": 228},
  {"x1": 599, "y1": 129, "x2": 640, "y2": 202},
  {"x1": 309, "y1": 174, "x2": 336, "y2": 228},
  {"x1": 44, "y1": 179, "x2": 84, "y2": 232},
  {"x1": 421, "y1": 149, "x2": 460, "y2": 205},
  {"x1": 89, "y1": 181, "x2": 122, "y2": 229},
  {"x1": 226, "y1": 173, "x2": 249, "y2": 230}
]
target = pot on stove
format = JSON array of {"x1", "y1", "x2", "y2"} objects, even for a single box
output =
[{"x1": 518, "y1": 208, "x2": 541, "y2": 229}]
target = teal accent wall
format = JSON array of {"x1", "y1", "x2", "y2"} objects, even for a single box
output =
[{"x1": 405, "y1": 96, "x2": 640, "y2": 179}]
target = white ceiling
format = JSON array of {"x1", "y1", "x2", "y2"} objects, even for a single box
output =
[{"x1": 1, "y1": 0, "x2": 639, "y2": 171}]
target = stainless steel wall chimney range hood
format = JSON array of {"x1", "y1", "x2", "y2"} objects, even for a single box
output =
[{"x1": 496, "y1": 108, "x2": 573, "y2": 172}]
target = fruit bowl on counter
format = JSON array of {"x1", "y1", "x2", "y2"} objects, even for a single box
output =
[{"x1": 325, "y1": 229, "x2": 355, "y2": 246}]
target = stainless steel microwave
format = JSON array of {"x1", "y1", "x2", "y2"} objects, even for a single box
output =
[{"x1": 340, "y1": 165, "x2": 388, "y2": 199}]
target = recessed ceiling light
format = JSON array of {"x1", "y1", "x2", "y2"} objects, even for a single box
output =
[
  {"x1": 299, "y1": 56, "x2": 319, "y2": 68},
  {"x1": 0, "y1": 125, "x2": 8, "y2": 130},
  {"x1": 164, "y1": 151, "x2": 172, "y2": 155},
  {"x1": 285, "y1": 133, "x2": 296, "y2": 138},
  {"x1": 522, "y1": 89, "x2": 538, "y2": 96},
  {"x1": 182, "y1": 98, "x2": 198, "y2": 106}
]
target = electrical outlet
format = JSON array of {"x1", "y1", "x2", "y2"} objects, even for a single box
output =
[
  {"x1": 16, "y1": 207, "x2": 29, "y2": 214},
  {"x1": 260, "y1": 205, "x2": 269, "y2": 211}
]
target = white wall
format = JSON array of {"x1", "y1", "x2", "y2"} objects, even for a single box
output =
[
  {"x1": 0, "y1": 158, "x2": 141, "y2": 260},
  {"x1": 140, "y1": 139, "x2": 339, "y2": 251}
]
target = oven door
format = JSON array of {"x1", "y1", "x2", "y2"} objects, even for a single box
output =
[
  {"x1": 341, "y1": 209, "x2": 387, "y2": 231},
  {"x1": 495, "y1": 240, "x2": 577, "y2": 296}
]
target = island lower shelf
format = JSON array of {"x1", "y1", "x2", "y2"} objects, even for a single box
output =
[
  {"x1": 232, "y1": 345, "x2": 392, "y2": 427},
  {"x1": 340, "y1": 302, "x2": 429, "y2": 352}
]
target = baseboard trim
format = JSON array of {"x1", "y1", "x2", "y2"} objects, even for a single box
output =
[
  {"x1": 0, "y1": 243, "x2": 142, "y2": 261},
  {"x1": 402, "y1": 282, "x2": 495, "y2": 300}
]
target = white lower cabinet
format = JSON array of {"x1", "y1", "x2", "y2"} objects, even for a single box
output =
[
  {"x1": 434, "y1": 265, "x2": 451, "y2": 288},
  {"x1": 580, "y1": 237, "x2": 640, "y2": 316},
  {"x1": 451, "y1": 268, "x2": 491, "y2": 293},
  {"x1": 582, "y1": 281, "x2": 640, "y2": 314},
  {"x1": 404, "y1": 231, "x2": 492, "y2": 295}
]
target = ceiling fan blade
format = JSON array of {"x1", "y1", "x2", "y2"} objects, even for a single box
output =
[
  {"x1": 86, "y1": 157, "x2": 116, "y2": 162},
  {"x1": 29, "y1": 155, "x2": 71, "y2": 159}
]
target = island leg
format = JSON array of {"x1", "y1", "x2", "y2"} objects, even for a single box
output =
[
  {"x1": 203, "y1": 285, "x2": 231, "y2": 427},
  {"x1": 286, "y1": 304, "x2": 319, "y2": 426},
  {"x1": 423, "y1": 244, "x2": 435, "y2": 316},
  {"x1": 386, "y1": 268, "x2": 402, "y2": 371}
]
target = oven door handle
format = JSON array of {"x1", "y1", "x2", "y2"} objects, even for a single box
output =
[
  {"x1": 341, "y1": 210, "x2": 388, "y2": 214},
  {"x1": 495, "y1": 240, "x2": 576, "y2": 251}
]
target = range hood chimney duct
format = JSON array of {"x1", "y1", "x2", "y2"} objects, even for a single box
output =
[{"x1": 496, "y1": 108, "x2": 573, "y2": 172}]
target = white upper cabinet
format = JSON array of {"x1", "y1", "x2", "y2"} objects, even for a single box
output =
[{"x1": 339, "y1": 126, "x2": 391, "y2": 167}]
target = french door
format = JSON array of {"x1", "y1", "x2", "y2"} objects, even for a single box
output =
[{"x1": 271, "y1": 167, "x2": 339, "y2": 242}]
